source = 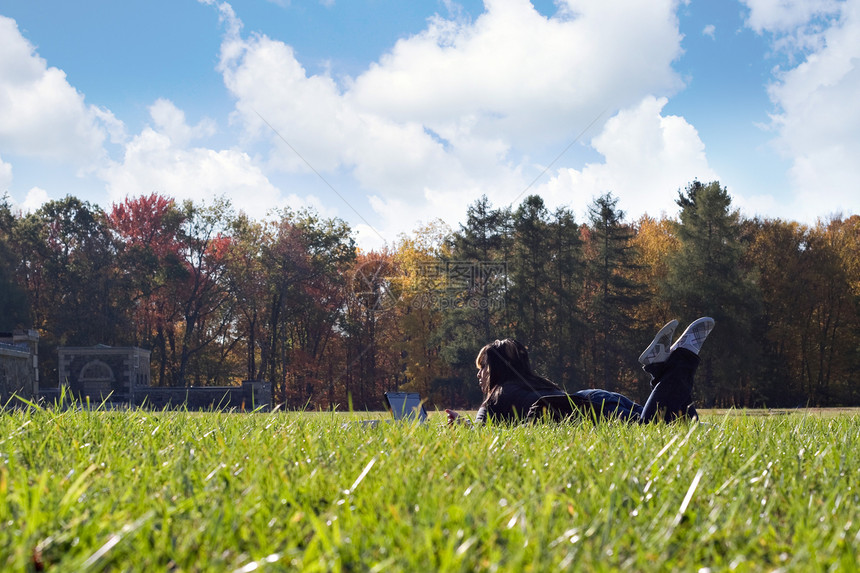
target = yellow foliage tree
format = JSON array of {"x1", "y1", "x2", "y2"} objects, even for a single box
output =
[
  {"x1": 631, "y1": 214, "x2": 679, "y2": 328},
  {"x1": 391, "y1": 220, "x2": 454, "y2": 399}
]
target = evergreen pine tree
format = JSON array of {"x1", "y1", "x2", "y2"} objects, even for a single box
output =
[
  {"x1": 510, "y1": 196, "x2": 552, "y2": 357},
  {"x1": 663, "y1": 180, "x2": 760, "y2": 406},
  {"x1": 543, "y1": 206, "x2": 585, "y2": 389},
  {"x1": 440, "y1": 196, "x2": 511, "y2": 406},
  {"x1": 583, "y1": 193, "x2": 644, "y2": 393}
]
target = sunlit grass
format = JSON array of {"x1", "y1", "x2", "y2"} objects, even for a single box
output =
[{"x1": 1, "y1": 405, "x2": 858, "y2": 571}]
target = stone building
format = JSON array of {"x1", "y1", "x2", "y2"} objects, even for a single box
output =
[
  {"x1": 0, "y1": 330, "x2": 39, "y2": 406},
  {"x1": 57, "y1": 344, "x2": 271, "y2": 410},
  {"x1": 58, "y1": 345, "x2": 150, "y2": 403}
]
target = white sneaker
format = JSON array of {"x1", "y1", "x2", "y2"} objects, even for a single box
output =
[
  {"x1": 670, "y1": 317, "x2": 715, "y2": 355},
  {"x1": 638, "y1": 319, "x2": 679, "y2": 365}
]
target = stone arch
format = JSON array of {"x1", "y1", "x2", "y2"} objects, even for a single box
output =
[{"x1": 79, "y1": 360, "x2": 115, "y2": 383}]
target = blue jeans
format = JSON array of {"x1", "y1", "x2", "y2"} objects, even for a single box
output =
[
  {"x1": 572, "y1": 389, "x2": 643, "y2": 421},
  {"x1": 574, "y1": 348, "x2": 700, "y2": 423}
]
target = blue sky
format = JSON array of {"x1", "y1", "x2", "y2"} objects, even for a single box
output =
[{"x1": 1, "y1": 0, "x2": 857, "y2": 249}]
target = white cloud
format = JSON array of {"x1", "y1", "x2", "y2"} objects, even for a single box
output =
[
  {"x1": 20, "y1": 187, "x2": 49, "y2": 213},
  {"x1": 207, "y1": 0, "x2": 689, "y2": 243},
  {"x1": 750, "y1": 0, "x2": 860, "y2": 220},
  {"x1": 348, "y1": 0, "x2": 684, "y2": 145},
  {"x1": 703, "y1": 24, "x2": 716, "y2": 39},
  {"x1": 536, "y1": 96, "x2": 719, "y2": 221},
  {"x1": 3, "y1": 183, "x2": 51, "y2": 215},
  {"x1": 0, "y1": 9, "x2": 335, "y2": 229},
  {"x1": 149, "y1": 98, "x2": 216, "y2": 147},
  {"x1": 0, "y1": 15, "x2": 113, "y2": 164},
  {"x1": 743, "y1": 0, "x2": 841, "y2": 34},
  {"x1": 101, "y1": 99, "x2": 296, "y2": 220},
  {"x1": 0, "y1": 154, "x2": 11, "y2": 191}
]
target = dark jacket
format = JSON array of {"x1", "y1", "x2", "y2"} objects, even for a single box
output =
[{"x1": 475, "y1": 381, "x2": 565, "y2": 424}]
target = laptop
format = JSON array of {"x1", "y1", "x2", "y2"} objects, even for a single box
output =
[
  {"x1": 383, "y1": 392, "x2": 428, "y2": 423},
  {"x1": 351, "y1": 392, "x2": 427, "y2": 428}
]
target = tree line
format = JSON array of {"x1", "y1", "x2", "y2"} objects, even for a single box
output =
[{"x1": 1, "y1": 180, "x2": 859, "y2": 410}]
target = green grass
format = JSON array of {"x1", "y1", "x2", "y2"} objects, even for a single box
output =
[{"x1": 1, "y1": 405, "x2": 859, "y2": 572}]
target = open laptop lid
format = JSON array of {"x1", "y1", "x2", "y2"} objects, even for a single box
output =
[{"x1": 384, "y1": 392, "x2": 428, "y2": 422}]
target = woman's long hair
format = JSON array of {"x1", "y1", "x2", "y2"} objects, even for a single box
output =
[{"x1": 476, "y1": 339, "x2": 560, "y2": 405}]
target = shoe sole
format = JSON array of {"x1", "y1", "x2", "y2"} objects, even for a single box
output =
[
  {"x1": 638, "y1": 319, "x2": 679, "y2": 364},
  {"x1": 670, "y1": 317, "x2": 715, "y2": 354}
]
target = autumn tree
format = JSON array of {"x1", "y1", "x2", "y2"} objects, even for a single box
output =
[
  {"x1": 224, "y1": 214, "x2": 269, "y2": 383},
  {"x1": 254, "y1": 210, "x2": 355, "y2": 406},
  {"x1": 802, "y1": 217, "x2": 860, "y2": 404},
  {"x1": 744, "y1": 218, "x2": 815, "y2": 405},
  {"x1": 341, "y1": 249, "x2": 400, "y2": 409},
  {"x1": 631, "y1": 214, "x2": 679, "y2": 328},
  {"x1": 392, "y1": 220, "x2": 456, "y2": 403},
  {"x1": 109, "y1": 193, "x2": 187, "y2": 385},
  {"x1": 14, "y1": 196, "x2": 121, "y2": 383},
  {"x1": 744, "y1": 215, "x2": 860, "y2": 406},
  {"x1": 281, "y1": 212, "x2": 356, "y2": 407},
  {"x1": 830, "y1": 215, "x2": 860, "y2": 403},
  {"x1": 160, "y1": 198, "x2": 237, "y2": 386}
]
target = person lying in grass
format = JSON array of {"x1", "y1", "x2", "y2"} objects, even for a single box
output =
[{"x1": 445, "y1": 317, "x2": 714, "y2": 425}]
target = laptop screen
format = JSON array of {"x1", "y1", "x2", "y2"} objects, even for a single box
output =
[{"x1": 384, "y1": 392, "x2": 427, "y2": 422}]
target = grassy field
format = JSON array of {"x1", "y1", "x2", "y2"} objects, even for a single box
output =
[{"x1": 1, "y1": 405, "x2": 859, "y2": 572}]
